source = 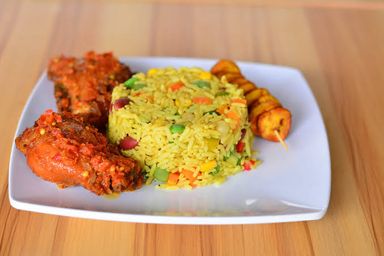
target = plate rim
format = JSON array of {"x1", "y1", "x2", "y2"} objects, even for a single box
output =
[{"x1": 9, "y1": 197, "x2": 327, "y2": 225}]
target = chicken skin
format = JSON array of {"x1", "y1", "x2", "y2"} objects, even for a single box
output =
[
  {"x1": 48, "y1": 51, "x2": 132, "y2": 130},
  {"x1": 15, "y1": 110, "x2": 143, "y2": 195}
]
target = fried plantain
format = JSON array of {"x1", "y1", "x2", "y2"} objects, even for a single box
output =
[
  {"x1": 211, "y1": 59, "x2": 241, "y2": 74},
  {"x1": 211, "y1": 59, "x2": 292, "y2": 142},
  {"x1": 257, "y1": 108, "x2": 291, "y2": 141}
]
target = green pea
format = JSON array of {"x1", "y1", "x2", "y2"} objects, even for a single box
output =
[
  {"x1": 216, "y1": 91, "x2": 229, "y2": 96},
  {"x1": 170, "y1": 124, "x2": 185, "y2": 134},
  {"x1": 204, "y1": 110, "x2": 218, "y2": 115},
  {"x1": 211, "y1": 165, "x2": 221, "y2": 175},
  {"x1": 131, "y1": 83, "x2": 146, "y2": 90},
  {"x1": 124, "y1": 77, "x2": 139, "y2": 88},
  {"x1": 193, "y1": 80, "x2": 211, "y2": 89},
  {"x1": 224, "y1": 149, "x2": 235, "y2": 161},
  {"x1": 154, "y1": 168, "x2": 169, "y2": 182}
]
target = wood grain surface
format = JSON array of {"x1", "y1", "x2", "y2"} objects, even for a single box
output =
[{"x1": 1, "y1": 0, "x2": 384, "y2": 255}]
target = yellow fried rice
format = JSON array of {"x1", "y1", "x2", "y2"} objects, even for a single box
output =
[{"x1": 107, "y1": 67, "x2": 258, "y2": 189}]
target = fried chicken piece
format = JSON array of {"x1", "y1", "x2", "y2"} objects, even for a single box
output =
[
  {"x1": 15, "y1": 110, "x2": 143, "y2": 195},
  {"x1": 48, "y1": 51, "x2": 132, "y2": 130}
]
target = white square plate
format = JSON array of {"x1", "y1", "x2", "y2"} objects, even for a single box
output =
[{"x1": 9, "y1": 57, "x2": 330, "y2": 224}]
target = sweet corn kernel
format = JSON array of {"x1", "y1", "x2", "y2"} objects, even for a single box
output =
[
  {"x1": 206, "y1": 138, "x2": 219, "y2": 151},
  {"x1": 201, "y1": 160, "x2": 217, "y2": 172},
  {"x1": 39, "y1": 128, "x2": 46, "y2": 135},
  {"x1": 200, "y1": 71, "x2": 212, "y2": 80},
  {"x1": 81, "y1": 171, "x2": 89, "y2": 177},
  {"x1": 184, "y1": 99, "x2": 192, "y2": 107},
  {"x1": 147, "y1": 68, "x2": 158, "y2": 76}
]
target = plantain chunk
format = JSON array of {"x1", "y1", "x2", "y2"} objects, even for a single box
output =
[
  {"x1": 256, "y1": 95, "x2": 280, "y2": 105},
  {"x1": 222, "y1": 72, "x2": 242, "y2": 81},
  {"x1": 231, "y1": 77, "x2": 250, "y2": 86},
  {"x1": 239, "y1": 83, "x2": 256, "y2": 94},
  {"x1": 211, "y1": 59, "x2": 241, "y2": 75},
  {"x1": 245, "y1": 88, "x2": 268, "y2": 107},
  {"x1": 249, "y1": 101, "x2": 281, "y2": 122},
  {"x1": 257, "y1": 108, "x2": 291, "y2": 142}
]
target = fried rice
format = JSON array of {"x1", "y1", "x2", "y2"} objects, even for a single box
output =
[{"x1": 107, "y1": 67, "x2": 258, "y2": 189}]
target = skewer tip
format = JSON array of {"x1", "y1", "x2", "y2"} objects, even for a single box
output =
[{"x1": 274, "y1": 130, "x2": 288, "y2": 151}]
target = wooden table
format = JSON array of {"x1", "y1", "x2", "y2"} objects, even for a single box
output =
[{"x1": 1, "y1": 0, "x2": 384, "y2": 255}]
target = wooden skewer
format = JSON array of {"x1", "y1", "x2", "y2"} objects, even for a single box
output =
[{"x1": 274, "y1": 130, "x2": 288, "y2": 151}]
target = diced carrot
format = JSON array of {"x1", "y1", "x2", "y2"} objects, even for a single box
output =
[
  {"x1": 192, "y1": 97, "x2": 213, "y2": 105},
  {"x1": 216, "y1": 104, "x2": 228, "y2": 114},
  {"x1": 182, "y1": 169, "x2": 195, "y2": 181},
  {"x1": 170, "y1": 81, "x2": 184, "y2": 92},
  {"x1": 188, "y1": 171, "x2": 202, "y2": 188},
  {"x1": 226, "y1": 111, "x2": 240, "y2": 120},
  {"x1": 231, "y1": 98, "x2": 247, "y2": 105},
  {"x1": 227, "y1": 111, "x2": 241, "y2": 130},
  {"x1": 167, "y1": 172, "x2": 180, "y2": 185}
]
